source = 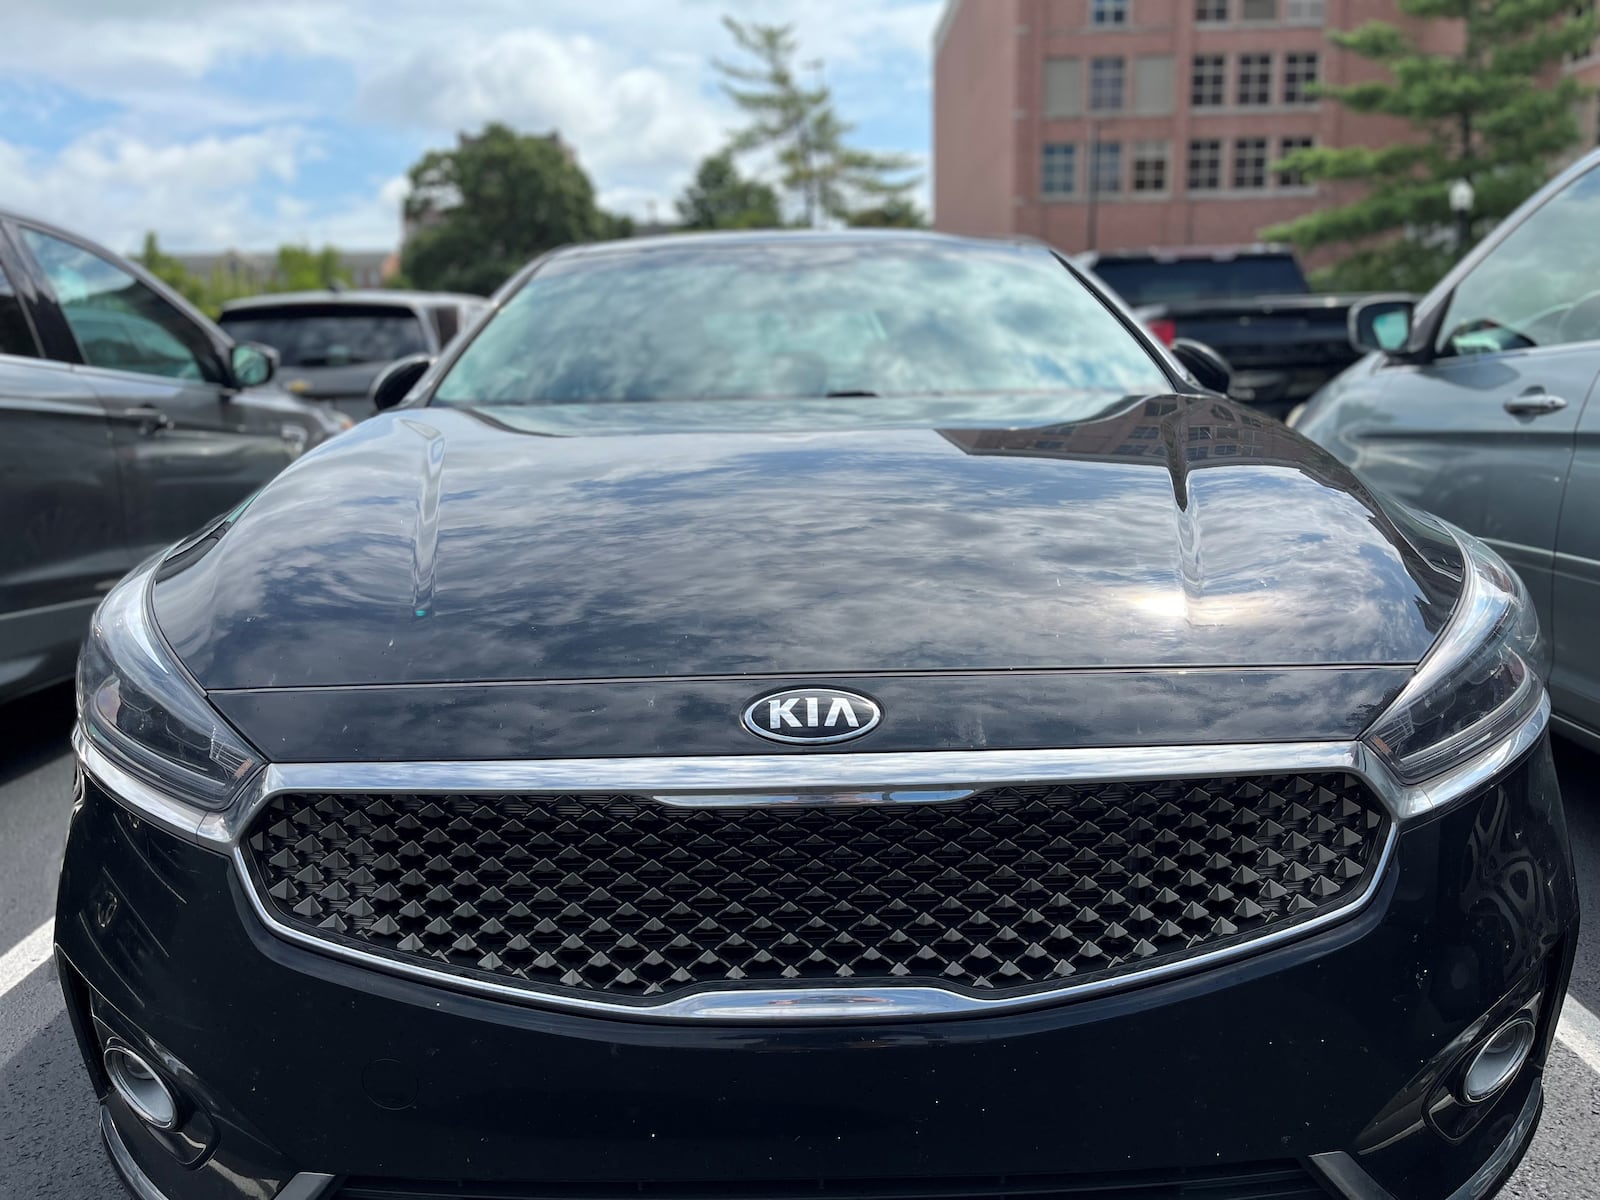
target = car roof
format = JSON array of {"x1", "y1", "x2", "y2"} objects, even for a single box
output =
[
  {"x1": 1079, "y1": 243, "x2": 1294, "y2": 265},
  {"x1": 219, "y1": 289, "x2": 485, "y2": 313},
  {"x1": 544, "y1": 228, "x2": 1050, "y2": 264}
]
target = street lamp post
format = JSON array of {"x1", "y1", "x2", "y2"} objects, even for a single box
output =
[{"x1": 1449, "y1": 178, "x2": 1476, "y2": 257}]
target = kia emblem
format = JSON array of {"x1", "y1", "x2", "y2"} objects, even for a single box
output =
[{"x1": 742, "y1": 687, "x2": 882, "y2": 745}]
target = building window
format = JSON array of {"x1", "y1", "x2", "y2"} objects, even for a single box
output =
[
  {"x1": 1188, "y1": 139, "x2": 1222, "y2": 190},
  {"x1": 1092, "y1": 141, "x2": 1123, "y2": 193},
  {"x1": 1092, "y1": 0, "x2": 1129, "y2": 25},
  {"x1": 1233, "y1": 137, "x2": 1269, "y2": 188},
  {"x1": 1285, "y1": 0, "x2": 1325, "y2": 21},
  {"x1": 1240, "y1": 0, "x2": 1278, "y2": 17},
  {"x1": 1090, "y1": 56, "x2": 1126, "y2": 111},
  {"x1": 1283, "y1": 52, "x2": 1319, "y2": 103},
  {"x1": 1277, "y1": 136, "x2": 1313, "y2": 186},
  {"x1": 1133, "y1": 141, "x2": 1169, "y2": 192},
  {"x1": 1041, "y1": 143, "x2": 1078, "y2": 196},
  {"x1": 1134, "y1": 55, "x2": 1175, "y2": 114},
  {"x1": 1237, "y1": 53, "x2": 1272, "y2": 105},
  {"x1": 1195, "y1": 0, "x2": 1229, "y2": 20},
  {"x1": 1044, "y1": 57, "x2": 1084, "y2": 117},
  {"x1": 1191, "y1": 54, "x2": 1226, "y2": 106}
]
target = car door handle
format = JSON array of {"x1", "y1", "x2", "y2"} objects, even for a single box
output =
[
  {"x1": 1503, "y1": 389, "x2": 1569, "y2": 417},
  {"x1": 116, "y1": 405, "x2": 176, "y2": 435}
]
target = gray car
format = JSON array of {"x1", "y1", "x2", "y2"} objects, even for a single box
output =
[
  {"x1": 0, "y1": 210, "x2": 345, "y2": 706},
  {"x1": 1295, "y1": 148, "x2": 1600, "y2": 752},
  {"x1": 218, "y1": 289, "x2": 488, "y2": 420}
]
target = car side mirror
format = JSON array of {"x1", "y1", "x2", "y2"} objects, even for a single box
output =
[
  {"x1": 1349, "y1": 296, "x2": 1416, "y2": 355},
  {"x1": 1171, "y1": 338, "x2": 1233, "y2": 395},
  {"x1": 229, "y1": 342, "x2": 277, "y2": 390},
  {"x1": 369, "y1": 354, "x2": 434, "y2": 412}
]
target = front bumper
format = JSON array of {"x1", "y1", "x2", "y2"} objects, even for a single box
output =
[{"x1": 58, "y1": 739, "x2": 1576, "y2": 1200}]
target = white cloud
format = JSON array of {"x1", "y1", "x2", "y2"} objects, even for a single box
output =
[{"x1": 0, "y1": 0, "x2": 940, "y2": 247}]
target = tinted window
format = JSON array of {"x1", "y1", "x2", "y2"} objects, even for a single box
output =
[
  {"x1": 430, "y1": 304, "x2": 460, "y2": 345},
  {"x1": 218, "y1": 305, "x2": 429, "y2": 366},
  {"x1": 20, "y1": 228, "x2": 221, "y2": 381},
  {"x1": 1438, "y1": 165, "x2": 1600, "y2": 355},
  {"x1": 0, "y1": 258, "x2": 38, "y2": 358},
  {"x1": 433, "y1": 241, "x2": 1170, "y2": 418},
  {"x1": 1091, "y1": 256, "x2": 1308, "y2": 305}
]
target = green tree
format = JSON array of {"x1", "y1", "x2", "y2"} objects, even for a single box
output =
[
  {"x1": 846, "y1": 197, "x2": 928, "y2": 228},
  {"x1": 1266, "y1": 0, "x2": 1598, "y2": 292},
  {"x1": 715, "y1": 18, "x2": 919, "y2": 226},
  {"x1": 135, "y1": 233, "x2": 210, "y2": 309},
  {"x1": 400, "y1": 123, "x2": 623, "y2": 294},
  {"x1": 676, "y1": 151, "x2": 784, "y2": 229},
  {"x1": 275, "y1": 244, "x2": 350, "y2": 291}
]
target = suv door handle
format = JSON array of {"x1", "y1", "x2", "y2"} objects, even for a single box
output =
[
  {"x1": 1504, "y1": 389, "x2": 1569, "y2": 417},
  {"x1": 116, "y1": 405, "x2": 176, "y2": 435}
]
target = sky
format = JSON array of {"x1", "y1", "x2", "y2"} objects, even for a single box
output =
[{"x1": 0, "y1": 0, "x2": 941, "y2": 256}]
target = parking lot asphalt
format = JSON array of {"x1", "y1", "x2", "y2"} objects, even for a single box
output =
[{"x1": 1, "y1": 684, "x2": 1597, "y2": 1199}]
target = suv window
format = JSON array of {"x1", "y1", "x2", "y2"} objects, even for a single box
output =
[
  {"x1": 1438, "y1": 165, "x2": 1600, "y2": 356},
  {"x1": 430, "y1": 303, "x2": 460, "y2": 345},
  {"x1": 0, "y1": 258, "x2": 39, "y2": 358},
  {"x1": 20, "y1": 228, "x2": 222, "y2": 382}
]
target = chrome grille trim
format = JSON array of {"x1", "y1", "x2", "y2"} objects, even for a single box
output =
[{"x1": 76, "y1": 697, "x2": 1548, "y2": 1021}]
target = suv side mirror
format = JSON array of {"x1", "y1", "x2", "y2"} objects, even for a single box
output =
[
  {"x1": 1349, "y1": 296, "x2": 1416, "y2": 355},
  {"x1": 369, "y1": 354, "x2": 434, "y2": 412},
  {"x1": 229, "y1": 342, "x2": 277, "y2": 389},
  {"x1": 1171, "y1": 338, "x2": 1233, "y2": 395}
]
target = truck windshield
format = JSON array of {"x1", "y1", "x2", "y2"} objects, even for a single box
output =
[
  {"x1": 432, "y1": 238, "x2": 1172, "y2": 429},
  {"x1": 1091, "y1": 256, "x2": 1309, "y2": 306}
]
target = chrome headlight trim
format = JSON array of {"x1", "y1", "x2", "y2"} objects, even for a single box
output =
[{"x1": 1362, "y1": 526, "x2": 1546, "y2": 789}]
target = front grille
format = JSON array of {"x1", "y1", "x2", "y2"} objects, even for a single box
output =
[
  {"x1": 334, "y1": 1162, "x2": 1329, "y2": 1199},
  {"x1": 243, "y1": 771, "x2": 1388, "y2": 1005}
]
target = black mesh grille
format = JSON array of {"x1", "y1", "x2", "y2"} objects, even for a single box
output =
[{"x1": 243, "y1": 774, "x2": 1388, "y2": 1003}]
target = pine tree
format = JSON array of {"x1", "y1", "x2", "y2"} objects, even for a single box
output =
[
  {"x1": 1265, "y1": 0, "x2": 1597, "y2": 291},
  {"x1": 714, "y1": 18, "x2": 919, "y2": 227}
]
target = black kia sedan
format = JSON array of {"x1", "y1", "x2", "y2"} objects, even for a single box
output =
[{"x1": 57, "y1": 232, "x2": 1575, "y2": 1200}]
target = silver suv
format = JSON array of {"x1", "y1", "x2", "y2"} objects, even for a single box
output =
[{"x1": 1296, "y1": 148, "x2": 1600, "y2": 752}]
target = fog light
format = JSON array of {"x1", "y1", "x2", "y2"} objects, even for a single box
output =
[
  {"x1": 104, "y1": 1041, "x2": 179, "y2": 1130},
  {"x1": 1462, "y1": 1016, "x2": 1537, "y2": 1104}
]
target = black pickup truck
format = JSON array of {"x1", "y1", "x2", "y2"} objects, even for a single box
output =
[{"x1": 1080, "y1": 246, "x2": 1377, "y2": 421}]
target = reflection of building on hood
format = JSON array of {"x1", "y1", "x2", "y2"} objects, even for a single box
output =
[{"x1": 940, "y1": 396, "x2": 1306, "y2": 467}]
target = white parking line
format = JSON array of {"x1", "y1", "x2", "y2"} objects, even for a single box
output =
[
  {"x1": 0, "y1": 918, "x2": 54, "y2": 999},
  {"x1": 1557, "y1": 992, "x2": 1600, "y2": 1076}
]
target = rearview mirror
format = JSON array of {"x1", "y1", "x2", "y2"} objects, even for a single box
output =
[
  {"x1": 1171, "y1": 338, "x2": 1233, "y2": 395},
  {"x1": 369, "y1": 354, "x2": 434, "y2": 412},
  {"x1": 230, "y1": 342, "x2": 277, "y2": 389},
  {"x1": 1349, "y1": 296, "x2": 1415, "y2": 355}
]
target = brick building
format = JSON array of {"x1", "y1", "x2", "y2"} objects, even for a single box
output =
[{"x1": 933, "y1": 0, "x2": 1600, "y2": 254}]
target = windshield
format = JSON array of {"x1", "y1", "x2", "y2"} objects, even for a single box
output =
[
  {"x1": 431, "y1": 238, "x2": 1171, "y2": 430},
  {"x1": 219, "y1": 305, "x2": 428, "y2": 366},
  {"x1": 1091, "y1": 256, "x2": 1308, "y2": 306}
]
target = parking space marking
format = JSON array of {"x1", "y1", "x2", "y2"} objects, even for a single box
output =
[
  {"x1": 0, "y1": 918, "x2": 53, "y2": 999},
  {"x1": 1558, "y1": 993, "x2": 1600, "y2": 1077}
]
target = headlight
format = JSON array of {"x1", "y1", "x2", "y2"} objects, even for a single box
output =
[
  {"x1": 1364, "y1": 527, "x2": 1547, "y2": 788},
  {"x1": 77, "y1": 566, "x2": 262, "y2": 812}
]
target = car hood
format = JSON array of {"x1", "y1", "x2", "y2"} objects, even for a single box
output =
[
  {"x1": 1132, "y1": 295, "x2": 1369, "y2": 320},
  {"x1": 152, "y1": 398, "x2": 1463, "y2": 691}
]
